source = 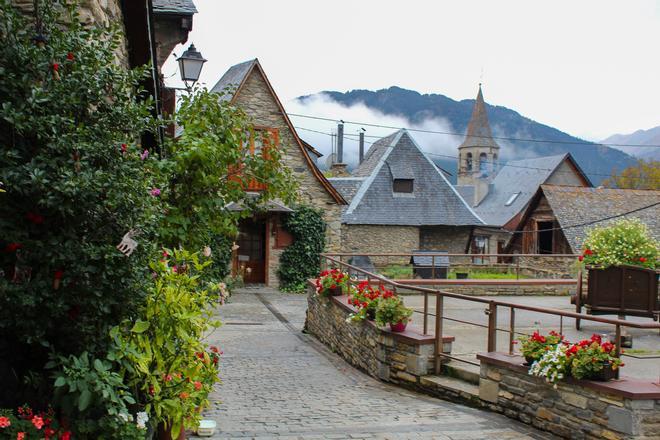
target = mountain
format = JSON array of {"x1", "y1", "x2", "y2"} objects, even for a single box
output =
[
  {"x1": 600, "y1": 126, "x2": 660, "y2": 161},
  {"x1": 297, "y1": 86, "x2": 637, "y2": 185}
]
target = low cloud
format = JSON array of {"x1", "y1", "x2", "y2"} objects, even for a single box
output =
[{"x1": 286, "y1": 93, "x2": 462, "y2": 169}]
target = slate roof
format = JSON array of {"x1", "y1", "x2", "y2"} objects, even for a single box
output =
[
  {"x1": 152, "y1": 0, "x2": 197, "y2": 14},
  {"x1": 458, "y1": 85, "x2": 500, "y2": 150},
  {"x1": 327, "y1": 177, "x2": 365, "y2": 204},
  {"x1": 342, "y1": 130, "x2": 483, "y2": 226},
  {"x1": 210, "y1": 59, "x2": 256, "y2": 102},
  {"x1": 540, "y1": 185, "x2": 660, "y2": 253},
  {"x1": 468, "y1": 154, "x2": 572, "y2": 227}
]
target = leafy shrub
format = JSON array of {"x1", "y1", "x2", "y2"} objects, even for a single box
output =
[
  {"x1": 278, "y1": 206, "x2": 326, "y2": 292},
  {"x1": 375, "y1": 296, "x2": 413, "y2": 327},
  {"x1": 580, "y1": 218, "x2": 659, "y2": 269},
  {"x1": 0, "y1": 1, "x2": 161, "y2": 404}
]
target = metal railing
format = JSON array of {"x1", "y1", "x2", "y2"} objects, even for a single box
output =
[{"x1": 321, "y1": 254, "x2": 660, "y2": 381}]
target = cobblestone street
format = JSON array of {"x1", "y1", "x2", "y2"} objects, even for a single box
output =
[{"x1": 199, "y1": 288, "x2": 554, "y2": 439}]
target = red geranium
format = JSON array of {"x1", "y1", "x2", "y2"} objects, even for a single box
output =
[
  {"x1": 66, "y1": 52, "x2": 74, "y2": 61},
  {"x1": 4, "y1": 242, "x2": 22, "y2": 253}
]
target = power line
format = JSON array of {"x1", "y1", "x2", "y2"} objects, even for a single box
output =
[
  {"x1": 288, "y1": 112, "x2": 660, "y2": 148},
  {"x1": 518, "y1": 200, "x2": 660, "y2": 234},
  {"x1": 294, "y1": 125, "x2": 660, "y2": 183}
]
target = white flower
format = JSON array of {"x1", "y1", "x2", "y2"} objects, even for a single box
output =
[
  {"x1": 136, "y1": 412, "x2": 149, "y2": 429},
  {"x1": 117, "y1": 413, "x2": 130, "y2": 423}
]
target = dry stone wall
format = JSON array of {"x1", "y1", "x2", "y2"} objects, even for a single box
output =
[
  {"x1": 479, "y1": 359, "x2": 660, "y2": 439},
  {"x1": 340, "y1": 225, "x2": 419, "y2": 266}
]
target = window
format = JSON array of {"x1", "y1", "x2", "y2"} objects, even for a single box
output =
[
  {"x1": 393, "y1": 178, "x2": 414, "y2": 193},
  {"x1": 492, "y1": 153, "x2": 498, "y2": 172},
  {"x1": 505, "y1": 192, "x2": 521, "y2": 206},
  {"x1": 471, "y1": 235, "x2": 490, "y2": 264},
  {"x1": 479, "y1": 152, "x2": 488, "y2": 174},
  {"x1": 537, "y1": 221, "x2": 554, "y2": 254},
  {"x1": 234, "y1": 127, "x2": 278, "y2": 191},
  {"x1": 466, "y1": 153, "x2": 473, "y2": 171}
]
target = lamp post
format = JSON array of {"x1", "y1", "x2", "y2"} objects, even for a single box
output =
[{"x1": 176, "y1": 43, "x2": 207, "y2": 91}]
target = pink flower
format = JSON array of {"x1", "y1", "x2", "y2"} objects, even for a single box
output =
[
  {"x1": 0, "y1": 416, "x2": 10, "y2": 428},
  {"x1": 121, "y1": 143, "x2": 128, "y2": 153},
  {"x1": 150, "y1": 188, "x2": 161, "y2": 197},
  {"x1": 31, "y1": 415, "x2": 44, "y2": 430},
  {"x1": 140, "y1": 149, "x2": 149, "y2": 160},
  {"x1": 194, "y1": 381, "x2": 202, "y2": 390},
  {"x1": 17, "y1": 433, "x2": 25, "y2": 440}
]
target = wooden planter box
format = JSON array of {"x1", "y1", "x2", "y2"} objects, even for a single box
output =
[{"x1": 584, "y1": 265, "x2": 659, "y2": 319}]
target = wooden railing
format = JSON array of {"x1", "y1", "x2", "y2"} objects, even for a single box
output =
[{"x1": 321, "y1": 254, "x2": 660, "y2": 380}]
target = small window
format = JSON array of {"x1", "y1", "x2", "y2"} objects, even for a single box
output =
[
  {"x1": 466, "y1": 153, "x2": 473, "y2": 171},
  {"x1": 393, "y1": 179, "x2": 414, "y2": 193},
  {"x1": 479, "y1": 152, "x2": 488, "y2": 174},
  {"x1": 505, "y1": 192, "x2": 521, "y2": 206}
]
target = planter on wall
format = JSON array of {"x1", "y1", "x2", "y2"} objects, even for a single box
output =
[
  {"x1": 585, "y1": 265, "x2": 659, "y2": 319},
  {"x1": 591, "y1": 362, "x2": 617, "y2": 382},
  {"x1": 389, "y1": 322, "x2": 407, "y2": 332},
  {"x1": 323, "y1": 286, "x2": 343, "y2": 297}
]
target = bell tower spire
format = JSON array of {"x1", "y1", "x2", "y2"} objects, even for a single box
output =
[{"x1": 457, "y1": 84, "x2": 500, "y2": 187}]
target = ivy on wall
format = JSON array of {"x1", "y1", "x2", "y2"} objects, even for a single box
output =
[{"x1": 278, "y1": 206, "x2": 326, "y2": 292}]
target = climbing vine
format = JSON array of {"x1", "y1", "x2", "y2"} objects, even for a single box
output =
[{"x1": 278, "y1": 206, "x2": 326, "y2": 292}]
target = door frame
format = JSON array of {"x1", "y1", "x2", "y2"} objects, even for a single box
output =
[{"x1": 233, "y1": 215, "x2": 270, "y2": 285}]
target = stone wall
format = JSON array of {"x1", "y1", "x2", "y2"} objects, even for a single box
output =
[
  {"x1": 306, "y1": 285, "x2": 453, "y2": 388},
  {"x1": 340, "y1": 224, "x2": 419, "y2": 266},
  {"x1": 419, "y1": 226, "x2": 472, "y2": 253},
  {"x1": 397, "y1": 282, "x2": 575, "y2": 297},
  {"x1": 518, "y1": 255, "x2": 577, "y2": 279},
  {"x1": 478, "y1": 354, "x2": 660, "y2": 439}
]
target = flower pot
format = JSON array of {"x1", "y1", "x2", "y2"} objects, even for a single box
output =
[
  {"x1": 366, "y1": 308, "x2": 376, "y2": 320},
  {"x1": 389, "y1": 321, "x2": 407, "y2": 332},
  {"x1": 591, "y1": 363, "x2": 617, "y2": 382},
  {"x1": 456, "y1": 272, "x2": 469, "y2": 279},
  {"x1": 324, "y1": 286, "x2": 343, "y2": 296},
  {"x1": 157, "y1": 422, "x2": 186, "y2": 440},
  {"x1": 523, "y1": 355, "x2": 536, "y2": 366}
]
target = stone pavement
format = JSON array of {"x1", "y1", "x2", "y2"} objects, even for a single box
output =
[{"x1": 197, "y1": 287, "x2": 555, "y2": 440}]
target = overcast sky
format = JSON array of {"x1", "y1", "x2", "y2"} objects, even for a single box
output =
[{"x1": 163, "y1": 0, "x2": 660, "y2": 143}]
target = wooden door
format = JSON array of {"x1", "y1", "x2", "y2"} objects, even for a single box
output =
[{"x1": 236, "y1": 219, "x2": 266, "y2": 284}]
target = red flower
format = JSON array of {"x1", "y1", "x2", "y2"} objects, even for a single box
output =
[
  {"x1": 639, "y1": 257, "x2": 647, "y2": 263},
  {"x1": 148, "y1": 385, "x2": 155, "y2": 396},
  {"x1": 54, "y1": 270, "x2": 64, "y2": 280},
  {"x1": 61, "y1": 432, "x2": 72, "y2": 440},
  {"x1": 179, "y1": 392, "x2": 189, "y2": 399},
  {"x1": 194, "y1": 381, "x2": 202, "y2": 390},
  {"x1": 121, "y1": 143, "x2": 127, "y2": 153},
  {"x1": 210, "y1": 346, "x2": 219, "y2": 353},
  {"x1": 163, "y1": 374, "x2": 172, "y2": 382},
  {"x1": 44, "y1": 427, "x2": 56, "y2": 439},
  {"x1": 162, "y1": 250, "x2": 169, "y2": 258},
  {"x1": 578, "y1": 255, "x2": 583, "y2": 262},
  {"x1": 26, "y1": 212, "x2": 45, "y2": 224},
  {"x1": 0, "y1": 416, "x2": 10, "y2": 428},
  {"x1": 31, "y1": 415, "x2": 44, "y2": 430},
  {"x1": 66, "y1": 52, "x2": 74, "y2": 61},
  {"x1": 17, "y1": 433, "x2": 25, "y2": 440},
  {"x1": 52, "y1": 63, "x2": 59, "y2": 72},
  {"x1": 584, "y1": 249, "x2": 593, "y2": 256},
  {"x1": 4, "y1": 243, "x2": 22, "y2": 253}
]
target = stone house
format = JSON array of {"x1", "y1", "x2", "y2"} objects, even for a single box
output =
[
  {"x1": 329, "y1": 129, "x2": 484, "y2": 265},
  {"x1": 508, "y1": 185, "x2": 660, "y2": 254},
  {"x1": 209, "y1": 59, "x2": 347, "y2": 286},
  {"x1": 454, "y1": 86, "x2": 592, "y2": 258}
]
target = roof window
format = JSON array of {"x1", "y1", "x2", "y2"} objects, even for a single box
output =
[
  {"x1": 393, "y1": 178, "x2": 414, "y2": 193},
  {"x1": 505, "y1": 192, "x2": 521, "y2": 206}
]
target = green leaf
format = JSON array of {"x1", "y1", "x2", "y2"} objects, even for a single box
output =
[
  {"x1": 78, "y1": 388, "x2": 92, "y2": 411},
  {"x1": 131, "y1": 320, "x2": 150, "y2": 333},
  {"x1": 54, "y1": 376, "x2": 66, "y2": 388}
]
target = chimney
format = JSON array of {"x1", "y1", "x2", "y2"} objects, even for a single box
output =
[
  {"x1": 473, "y1": 179, "x2": 493, "y2": 207},
  {"x1": 359, "y1": 129, "x2": 365, "y2": 164},
  {"x1": 336, "y1": 122, "x2": 344, "y2": 163}
]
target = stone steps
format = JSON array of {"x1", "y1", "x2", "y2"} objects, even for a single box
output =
[
  {"x1": 441, "y1": 360, "x2": 481, "y2": 385},
  {"x1": 419, "y1": 374, "x2": 481, "y2": 406}
]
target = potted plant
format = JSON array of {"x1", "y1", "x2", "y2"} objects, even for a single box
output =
[
  {"x1": 567, "y1": 335, "x2": 623, "y2": 381},
  {"x1": 518, "y1": 331, "x2": 564, "y2": 365},
  {"x1": 528, "y1": 344, "x2": 572, "y2": 387},
  {"x1": 375, "y1": 296, "x2": 414, "y2": 332},
  {"x1": 578, "y1": 219, "x2": 659, "y2": 319},
  {"x1": 315, "y1": 269, "x2": 351, "y2": 296},
  {"x1": 347, "y1": 282, "x2": 391, "y2": 321}
]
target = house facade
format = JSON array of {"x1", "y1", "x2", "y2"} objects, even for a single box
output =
[
  {"x1": 329, "y1": 130, "x2": 484, "y2": 265},
  {"x1": 509, "y1": 185, "x2": 660, "y2": 254},
  {"x1": 210, "y1": 59, "x2": 346, "y2": 286},
  {"x1": 454, "y1": 86, "x2": 591, "y2": 258}
]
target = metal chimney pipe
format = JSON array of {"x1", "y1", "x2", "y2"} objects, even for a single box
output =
[
  {"x1": 337, "y1": 122, "x2": 344, "y2": 163},
  {"x1": 358, "y1": 130, "x2": 365, "y2": 164}
]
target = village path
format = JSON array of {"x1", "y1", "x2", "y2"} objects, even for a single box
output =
[{"x1": 197, "y1": 287, "x2": 554, "y2": 440}]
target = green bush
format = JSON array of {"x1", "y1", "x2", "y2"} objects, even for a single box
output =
[
  {"x1": 581, "y1": 218, "x2": 659, "y2": 269},
  {"x1": 278, "y1": 206, "x2": 326, "y2": 292}
]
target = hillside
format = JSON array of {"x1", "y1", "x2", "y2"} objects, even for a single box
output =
[
  {"x1": 600, "y1": 126, "x2": 660, "y2": 161},
  {"x1": 297, "y1": 86, "x2": 637, "y2": 184}
]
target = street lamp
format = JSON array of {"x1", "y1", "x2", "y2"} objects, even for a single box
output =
[{"x1": 176, "y1": 43, "x2": 207, "y2": 90}]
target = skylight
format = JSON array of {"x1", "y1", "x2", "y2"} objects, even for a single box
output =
[{"x1": 505, "y1": 192, "x2": 521, "y2": 206}]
